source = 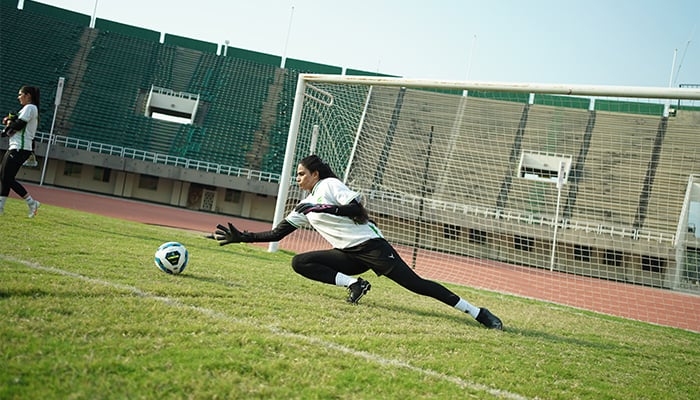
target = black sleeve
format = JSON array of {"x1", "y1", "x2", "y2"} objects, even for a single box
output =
[
  {"x1": 244, "y1": 220, "x2": 297, "y2": 242},
  {"x1": 335, "y1": 199, "x2": 369, "y2": 224},
  {"x1": 334, "y1": 199, "x2": 364, "y2": 217},
  {"x1": 5, "y1": 118, "x2": 27, "y2": 131}
]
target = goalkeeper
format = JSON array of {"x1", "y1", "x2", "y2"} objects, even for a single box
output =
[{"x1": 210, "y1": 155, "x2": 502, "y2": 330}]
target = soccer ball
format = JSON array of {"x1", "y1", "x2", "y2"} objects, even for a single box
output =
[{"x1": 154, "y1": 242, "x2": 189, "y2": 274}]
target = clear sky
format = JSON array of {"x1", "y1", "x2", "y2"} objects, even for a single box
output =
[{"x1": 28, "y1": 0, "x2": 700, "y2": 87}]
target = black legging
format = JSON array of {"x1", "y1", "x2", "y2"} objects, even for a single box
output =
[
  {"x1": 0, "y1": 149, "x2": 31, "y2": 197},
  {"x1": 291, "y1": 242, "x2": 461, "y2": 307}
]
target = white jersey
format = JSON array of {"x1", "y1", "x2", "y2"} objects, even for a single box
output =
[
  {"x1": 285, "y1": 177, "x2": 383, "y2": 249},
  {"x1": 9, "y1": 103, "x2": 38, "y2": 151}
]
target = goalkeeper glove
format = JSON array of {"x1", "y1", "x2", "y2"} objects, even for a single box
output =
[
  {"x1": 294, "y1": 203, "x2": 338, "y2": 215},
  {"x1": 2, "y1": 113, "x2": 17, "y2": 125},
  {"x1": 210, "y1": 222, "x2": 251, "y2": 246},
  {"x1": 2, "y1": 116, "x2": 26, "y2": 137}
]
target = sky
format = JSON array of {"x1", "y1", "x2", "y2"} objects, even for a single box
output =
[{"x1": 26, "y1": 0, "x2": 700, "y2": 87}]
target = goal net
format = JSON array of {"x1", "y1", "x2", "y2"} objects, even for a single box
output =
[{"x1": 270, "y1": 75, "x2": 700, "y2": 331}]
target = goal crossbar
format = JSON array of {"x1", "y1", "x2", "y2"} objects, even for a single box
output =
[{"x1": 299, "y1": 74, "x2": 700, "y2": 99}]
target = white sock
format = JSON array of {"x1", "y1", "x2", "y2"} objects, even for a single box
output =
[
  {"x1": 25, "y1": 195, "x2": 34, "y2": 205},
  {"x1": 454, "y1": 298, "x2": 480, "y2": 318},
  {"x1": 334, "y1": 273, "x2": 357, "y2": 287},
  {"x1": 0, "y1": 196, "x2": 6, "y2": 209}
]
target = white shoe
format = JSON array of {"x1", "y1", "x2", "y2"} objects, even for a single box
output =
[
  {"x1": 23, "y1": 154, "x2": 38, "y2": 168},
  {"x1": 28, "y1": 200, "x2": 40, "y2": 218}
]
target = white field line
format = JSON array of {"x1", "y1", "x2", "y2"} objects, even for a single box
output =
[{"x1": 2, "y1": 256, "x2": 532, "y2": 400}]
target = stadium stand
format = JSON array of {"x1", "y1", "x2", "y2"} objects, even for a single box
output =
[
  {"x1": 646, "y1": 112, "x2": 700, "y2": 233},
  {"x1": 1, "y1": 0, "x2": 698, "y2": 255},
  {"x1": 0, "y1": 1, "x2": 303, "y2": 174},
  {"x1": 570, "y1": 112, "x2": 660, "y2": 228}
]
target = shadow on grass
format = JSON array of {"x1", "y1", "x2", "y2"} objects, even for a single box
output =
[
  {"x1": 0, "y1": 288, "x2": 53, "y2": 298},
  {"x1": 365, "y1": 301, "x2": 621, "y2": 350},
  {"x1": 366, "y1": 301, "x2": 483, "y2": 327}
]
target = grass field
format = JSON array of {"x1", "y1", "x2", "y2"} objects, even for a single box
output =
[{"x1": 1, "y1": 199, "x2": 698, "y2": 399}]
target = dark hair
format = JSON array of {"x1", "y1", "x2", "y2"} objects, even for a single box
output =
[
  {"x1": 20, "y1": 85, "x2": 40, "y2": 108},
  {"x1": 299, "y1": 154, "x2": 369, "y2": 224},
  {"x1": 299, "y1": 155, "x2": 338, "y2": 180}
]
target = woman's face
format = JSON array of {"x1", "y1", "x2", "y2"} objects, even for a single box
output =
[
  {"x1": 17, "y1": 90, "x2": 31, "y2": 106},
  {"x1": 296, "y1": 164, "x2": 319, "y2": 192}
]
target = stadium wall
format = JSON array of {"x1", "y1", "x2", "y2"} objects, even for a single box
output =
[{"x1": 3, "y1": 141, "x2": 277, "y2": 221}]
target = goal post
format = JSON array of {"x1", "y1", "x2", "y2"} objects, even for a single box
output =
[
  {"x1": 673, "y1": 174, "x2": 700, "y2": 290},
  {"x1": 270, "y1": 74, "x2": 700, "y2": 330}
]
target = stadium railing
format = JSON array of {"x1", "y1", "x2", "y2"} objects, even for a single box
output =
[{"x1": 34, "y1": 131, "x2": 280, "y2": 183}]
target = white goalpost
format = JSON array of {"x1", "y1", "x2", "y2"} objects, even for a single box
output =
[{"x1": 270, "y1": 74, "x2": 700, "y2": 330}]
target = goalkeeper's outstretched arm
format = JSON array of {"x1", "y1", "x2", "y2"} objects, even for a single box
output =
[{"x1": 210, "y1": 220, "x2": 297, "y2": 246}]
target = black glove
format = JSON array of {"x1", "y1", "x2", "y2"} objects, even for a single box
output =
[
  {"x1": 210, "y1": 222, "x2": 250, "y2": 246},
  {"x1": 2, "y1": 112, "x2": 17, "y2": 125},
  {"x1": 2, "y1": 117, "x2": 25, "y2": 138},
  {"x1": 295, "y1": 203, "x2": 338, "y2": 215}
]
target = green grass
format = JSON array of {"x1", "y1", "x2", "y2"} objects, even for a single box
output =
[{"x1": 1, "y1": 198, "x2": 698, "y2": 399}]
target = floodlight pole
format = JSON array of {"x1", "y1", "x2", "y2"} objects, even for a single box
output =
[
  {"x1": 40, "y1": 77, "x2": 64, "y2": 186},
  {"x1": 664, "y1": 48, "x2": 678, "y2": 117},
  {"x1": 281, "y1": 6, "x2": 294, "y2": 69},
  {"x1": 90, "y1": 0, "x2": 99, "y2": 28}
]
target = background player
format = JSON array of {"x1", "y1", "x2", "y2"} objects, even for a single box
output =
[{"x1": 1, "y1": 85, "x2": 41, "y2": 217}]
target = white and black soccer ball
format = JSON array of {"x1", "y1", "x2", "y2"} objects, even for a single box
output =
[{"x1": 154, "y1": 242, "x2": 189, "y2": 274}]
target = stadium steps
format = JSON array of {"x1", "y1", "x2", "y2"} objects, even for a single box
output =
[
  {"x1": 245, "y1": 67, "x2": 287, "y2": 169},
  {"x1": 170, "y1": 47, "x2": 201, "y2": 92},
  {"x1": 262, "y1": 69, "x2": 298, "y2": 173},
  {"x1": 631, "y1": 116, "x2": 668, "y2": 231},
  {"x1": 570, "y1": 112, "x2": 661, "y2": 228},
  {"x1": 495, "y1": 102, "x2": 529, "y2": 212},
  {"x1": 643, "y1": 111, "x2": 700, "y2": 234},
  {"x1": 68, "y1": 28, "x2": 162, "y2": 146},
  {"x1": 55, "y1": 27, "x2": 100, "y2": 136}
]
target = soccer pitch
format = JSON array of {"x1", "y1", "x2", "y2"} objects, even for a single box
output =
[{"x1": 1, "y1": 200, "x2": 698, "y2": 400}]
